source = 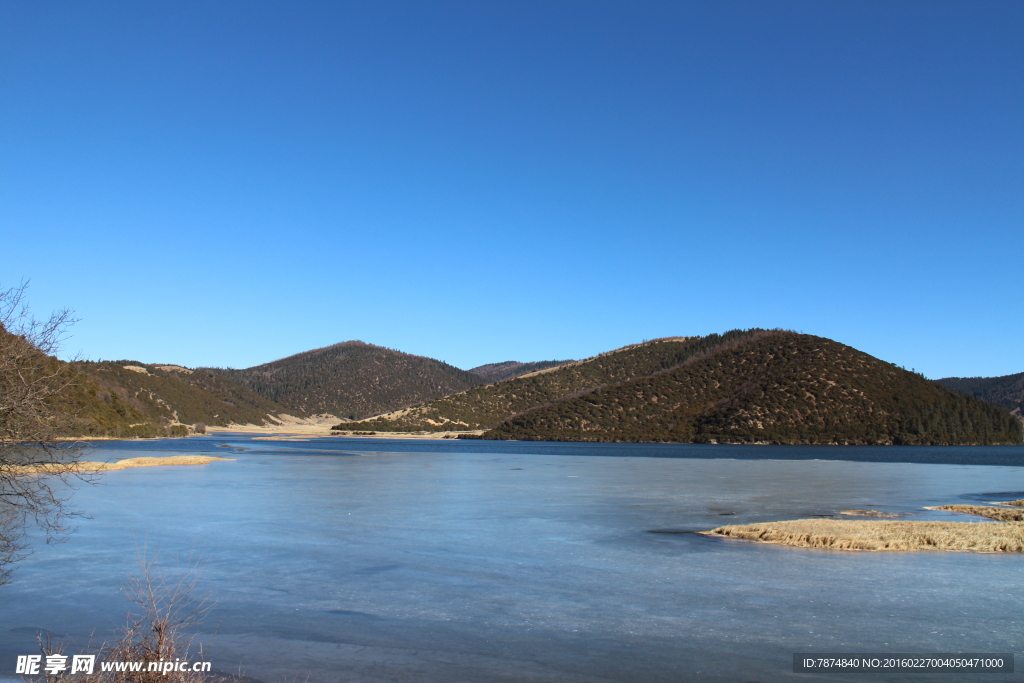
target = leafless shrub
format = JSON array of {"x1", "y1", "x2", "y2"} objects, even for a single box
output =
[
  {"x1": 101, "y1": 551, "x2": 213, "y2": 683},
  {"x1": 0, "y1": 281, "x2": 83, "y2": 583},
  {"x1": 37, "y1": 550, "x2": 217, "y2": 683}
]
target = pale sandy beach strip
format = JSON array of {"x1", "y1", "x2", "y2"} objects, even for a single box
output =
[{"x1": 14, "y1": 455, "x2": 235, "y2": 474}]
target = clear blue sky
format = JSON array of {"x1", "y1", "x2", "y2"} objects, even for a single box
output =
[{"x1": 2, "y1": 1, "x2": 1021, "y2": 378}]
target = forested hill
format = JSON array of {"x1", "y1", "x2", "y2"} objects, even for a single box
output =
[
  {"x1": 3, "y1": 321, "x2": 288, "y2": 437},
  {"x1": 469, "y1": 360, "x2": 571, "y2": 383},
  {"x1": 935, "y1": 372, "x2": 1024, "y2": 419},
  {"x1": 211, "y1": 341, "x2": 487, "y2": 420},
  {"x1": 73, "y1": 361, "x2": 291, "y2": 432},
  {"x1": 334, "y1": 331, "x2": 773, "y2": 431},
  {"x1": 60, "y1": 368, "x2": 172, "y2": 438},
  {"x1": 478, "y1": 332, "x2": 1022, "y2": 445}
]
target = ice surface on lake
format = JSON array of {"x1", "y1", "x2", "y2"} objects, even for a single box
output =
[{"x1": 1, "y1": 437, "x2": 1022, "y2": 682}]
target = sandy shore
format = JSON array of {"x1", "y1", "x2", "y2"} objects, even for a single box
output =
[
  {"x1": 208, "y1": 415, "x2": 484, "y2": 440},
  {"x1": 205, "y1": 414, "x2": 340, "y2": 437},
  {"x1": 16, "y1": 455, "x2": 235, "y2": 474}
]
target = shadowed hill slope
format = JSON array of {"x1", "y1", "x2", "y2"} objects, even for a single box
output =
[
  {"x1": 336, "y1": 331, "x2": 774, "y2": 431},
  {"x1": 211, "y1": 341, "x2": 487, "y2": 420},
  {"x1": 479, "y1": 332, "x2": 1022, "y2": 445},
  {"x1": 935, "y1": 371, "x2": 1024, "y2": 419},
  {"x1": 2, "y1": 323, "x2": 218, "y2": 438},
  {"x1": 74, "y1": 361, "x2": 291, "y2": 430},
  {"x1": 468, "y1": 360, "x2": 571, "y2": 383}
]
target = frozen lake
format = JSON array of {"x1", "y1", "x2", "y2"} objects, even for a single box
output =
[{"x1": 2, "y1": 436, "x2": 1022, "y2": 682}]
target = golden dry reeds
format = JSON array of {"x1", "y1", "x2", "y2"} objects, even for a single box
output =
[
  {"x1": 704, "y1": 517, "x2": 1024, "y2": 552},
  {"x1": 14, "y1": 455, "x2": 233, "y2": 474},
  {"x1": 925, "y1": 504, "x2": 1024, "y2": 522},
  {"x1": 839, "y1": 509, "x2": 899, "y2": 518}
]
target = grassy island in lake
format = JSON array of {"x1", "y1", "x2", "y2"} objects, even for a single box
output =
[{"x1": 704, "y1": 504, "x2": 1024, "y2": 552}]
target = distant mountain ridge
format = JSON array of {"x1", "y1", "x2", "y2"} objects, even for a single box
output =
[
  {"x1": 19, "y1": 328, "x2": 1019, "y2": 446},
  {"x1": 936, "y1": 371, "x2": 1024, "y2": 418},
  {"x1": 468, "y1": 360, "x2": 571, "y2": 383},
  {"x1": 334, "y1": 331, "x2": 764, "y2": 432},
  {"x1": 331, "y1": 329, "x2": 1022, "y2": 445},
  {"x1": 210, "y1": 340, "x2": 487, "y2": 420},
  {"x1": 479, "y1": 332, "x2": 1020, "y2": 445}
]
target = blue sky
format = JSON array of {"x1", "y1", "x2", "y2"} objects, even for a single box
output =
[{"x1": 2, "y1": 1, "x2": 1021, "y2": 377}]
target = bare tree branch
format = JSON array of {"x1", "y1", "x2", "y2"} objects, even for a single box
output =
[{"x1": 0, "y1": 281, "x2": 84, "y2": 583}]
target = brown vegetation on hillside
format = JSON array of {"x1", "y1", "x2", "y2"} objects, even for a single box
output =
[
  {"x1": 936, "y1": 371, "x2": 1024, "y2": 418},
  {"x1": 481, "y1": 332, "x2": 1022, "y2": 445},
  {"x1": 74, "y1": 361, "x2": 290, "y2": 432},
  {"x1": 338, "y1": 331, "x2": 766, "y2": 432},
  {"x1": 213, "y1": 340, "x2": 485, "y2": 420},
  {"x1": 468, "y1": 359, "x2": 571, "y2": 383}
]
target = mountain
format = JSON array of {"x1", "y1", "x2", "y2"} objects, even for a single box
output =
[
  {"x1": 211, "y1": 341, "x2": 487, "y2": 420},
  {"x1": 478, "y1": 332, "x2": 1022, "y2": 445},
  {"x1": 0, "y1": 324, "x2": 162, "y2": 439},
  {"x1": 73, "y1": 361, "x2": 292, "y2": 432},
  {"x1": 3, "y1": 318, "x2": 288, "y2": 437},
  {"x1": 334, "y1": 331, "x2": 769, "y2": 431},
  {"x1": 468, "y1": 360, "x2": 571, "y2": 383},
  {"x1": 935, "y1": 372, "x2": 1024, "y2": 419}
]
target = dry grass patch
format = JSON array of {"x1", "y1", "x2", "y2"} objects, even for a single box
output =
[
  {"x1": 704, "y1": 518, "x2": 1024, "y2": 552},
  {"x1": 839, "y1": 509, "x2": 899, "y2": 518},
  {"x1": 1002, "y1": 499, "x2": 1024, "y2": 507},
  {"x1": 15, "y1": 455, "x2": 233, "y2": 474},
  {"x1": 926, "y1": 504, "x2": 1024, "y2": 522}
]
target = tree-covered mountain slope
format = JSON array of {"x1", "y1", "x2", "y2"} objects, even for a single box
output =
[
  {"x1": 211, "y1": 341, "x2": 487, "y2": 420},
  {"x1": 335, "y1": 330, "x2": 775, "y2": 431},
  {"x1": 935, "y1": 371, "x2": 1024, "y2": 419},
  {"x1": 60, "y1": 369, "x2": 189, "y2": 438},
  {"x1": 74, "y1": 361, "x2": 292, "y2": 430},
  {"x1": 1, "y1": 322, "x2": 208, "y2": 438},
  {"x1": 468, "y1": 360, "x2": 571, "y2": 383},
  {"x1": 478, "y1": 332, "x2": 1023, "y2": 445}
]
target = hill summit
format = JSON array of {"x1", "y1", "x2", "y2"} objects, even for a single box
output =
[
  {"x1": 481, "y1": 331, "x2": 1021, "y2": 445},
  {"x1": 336, "y1": 330, "x2": 1022, "y2": 446},
  {"x1": 211, "y1": 341, "x2": 487, "y2": 420}
]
